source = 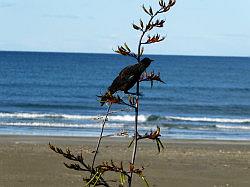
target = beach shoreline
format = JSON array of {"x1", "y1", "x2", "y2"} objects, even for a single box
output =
[{"x1": 0, "y1": 135, "x2": 250, "y2": 187}]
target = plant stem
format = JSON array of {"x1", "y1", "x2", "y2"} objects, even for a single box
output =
[
  {"x1": 128, "y1": 6, "x2": 166, "y2": 187},
  {"x1": 128, "y1": 82, "x2": 140, "y2": 187},
  {"x1": 129, "y1": 10, "x2": 163, "y2": 187},
  {"x1": 91, "y1": 104, "x2": 112, "y2": 172}
]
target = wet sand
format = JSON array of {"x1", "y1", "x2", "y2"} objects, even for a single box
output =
[{"x1": 0, "y1": 135, "x2": 250, "y2": 187}]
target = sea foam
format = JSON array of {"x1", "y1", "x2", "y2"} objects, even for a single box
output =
[
  {"x1": 0, "y1": 112, "x2": 147, "y2": 122},
  {"x1": 166, "y1": 116, "x2": 250, "y2": 124}
]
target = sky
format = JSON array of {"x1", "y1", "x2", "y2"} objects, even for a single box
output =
[{"x1": 0, "y1": 0, "x2": 249, "y2": 57}]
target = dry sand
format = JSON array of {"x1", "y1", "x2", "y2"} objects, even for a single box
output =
[{"x1": 0, "y1": 135, "x2": 250, "y2": 187}]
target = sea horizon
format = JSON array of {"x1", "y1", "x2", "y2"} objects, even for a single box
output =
[{"x1": 1, "y1": 50, "x2": 250, "y2": 59}]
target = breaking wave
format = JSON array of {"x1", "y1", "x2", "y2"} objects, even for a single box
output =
[
  {"x1": 147, "y1": 115, "x2": 250, "y2": 124},
  {"x1": 216, "y1": 124, "x2": 250, "y2": 130},
  {"x1": 1, "y1": 112, "x2": 250, "y2": 124},
  {"x1": 0, "y1": 112, "x2": 146, "y2": 122},
  {"x1": 162, "y1": 123, "x2": 250, "y2": 131},
  {"x1": 165, "y1": 116, "x2": 250, "y2": 124},
  {"x1": 1, "y1": 112, "x2": 250, "y2": 132},
  {"x1": 0, "y1": 122, "x2": 125, "y2": 129}
]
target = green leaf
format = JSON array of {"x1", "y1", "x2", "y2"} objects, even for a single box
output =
[
  {"x1": 93, "y1": 172, "x2": 102, "y2": 187},
  {"x1": 84, "y1": 172, "x2": 98, "y2": 187},
  {"x1": 120, "y1": 173, "x2": 126, "y2": 186},
  {"x1": 140, "y1": 176, "x2": 150, "y2": 187}
]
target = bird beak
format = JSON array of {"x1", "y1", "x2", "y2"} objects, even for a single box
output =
[{"x1": 150, "y1": 59, "x2": 154, "y2": 62}]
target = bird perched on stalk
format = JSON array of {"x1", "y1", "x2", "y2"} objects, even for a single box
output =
[{"x1": 99, "y1": 57, "x2": 154, "y2": 106}]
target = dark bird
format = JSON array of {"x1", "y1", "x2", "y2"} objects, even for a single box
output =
[{"x1": 99, "y1": 57, "x2": 154, "y2": 105}]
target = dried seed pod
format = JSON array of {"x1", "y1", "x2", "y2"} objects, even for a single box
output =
[
  {"x1": 140, "y1": 19, "x2": 144, "y2": 29},
  {"x1": 149, "y1": 6, "x2": 153, "y2": 15},
  {"x1": 132, "y1": 23, "x2": 141, "y2": 30},
  {"x1": 142, "y1": 5, "x2": 151, "y2": 16}
]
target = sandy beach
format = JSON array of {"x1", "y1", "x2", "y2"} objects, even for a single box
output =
[{"x1": 0, "y1": 135, "x2": 250, "y2": 187}]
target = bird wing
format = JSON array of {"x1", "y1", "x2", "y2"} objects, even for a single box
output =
[
  {"x1": 108, "y1": 63, "x2": 139, "y2": 93},
  {"x1": 119, "y1": 64, "x2": 139, "y2": 81}
]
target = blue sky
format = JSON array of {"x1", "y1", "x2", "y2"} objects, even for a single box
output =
[{"x1": 0, "y1": 0, "x2": 249, "y2": 57}]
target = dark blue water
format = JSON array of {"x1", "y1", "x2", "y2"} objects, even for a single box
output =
[{"x1": 0, "y1": 51, "x2": 250, "y2": 140}]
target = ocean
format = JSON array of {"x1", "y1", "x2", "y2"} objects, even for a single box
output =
[{"x1": 0, "y1": 51, "x2": 250, "y2": 140}]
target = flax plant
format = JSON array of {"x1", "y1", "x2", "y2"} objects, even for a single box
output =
[{"x1": 49, "y1": 1, "x2": 175, "y2": 186}]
